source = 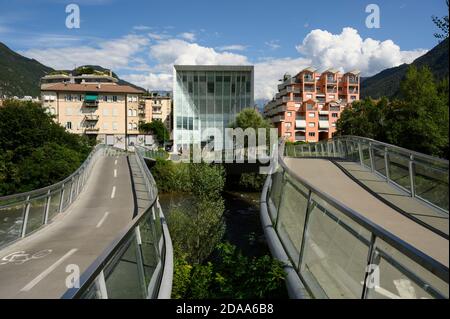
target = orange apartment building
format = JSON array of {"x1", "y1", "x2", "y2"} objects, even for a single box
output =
[{"x1": 263, "y1": 67, "x2": 360, "y2": 143}]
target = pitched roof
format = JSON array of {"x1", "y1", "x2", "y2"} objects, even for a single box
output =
[
  {"x1": 302, "y1": 66, "x2": 317, "y2": 73},
  {"x1": 345, "y1": 70, "x2": 360, "y2": 75},
  {"x1": 41, "y1": 83, "x2": 145, "y2": 94}
]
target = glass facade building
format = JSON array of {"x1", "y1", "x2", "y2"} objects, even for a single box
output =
[{"x1": 173, "y1": 65, "x2": 254, "y2": 149}]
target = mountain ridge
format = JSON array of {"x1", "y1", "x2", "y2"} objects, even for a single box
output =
[
  {"x1": 361, "y1": 38, "x2": 449, "y2": 99},
  {"x1": 0, "y1": 42, "x2": 145, "y2": 97}
]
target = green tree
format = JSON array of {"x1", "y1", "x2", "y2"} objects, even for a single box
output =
[
  {"x1": 432, "y1": 0, "x2": 449, "y2": 41},
  {"x1": 386, "y1": 66, "x2": 449, "y2": 157},
  {"x1": 172, "y1": 242, "x2": 287, "y2": 299},
  {"x1": 139, "y1": 120, "x2": 169, "y2": 145},
  {"x1": 336, "y1": 66, "x2": 449, "y2": 159},
  {"x1": 167, "y1": 163, "x2": 226, "y2": 264},
  {"x1": 229, "y1": 107, "x2": 272, "y2": 139},
  {"x1": 0, "y1": 100, "x2": 92, "y2": 195},
  {"x1": 229, "y1": 108, "x2": 273, "y2": 190}
]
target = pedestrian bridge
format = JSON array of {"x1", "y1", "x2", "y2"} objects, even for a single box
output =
[
  {"x1": 0, "y1": 145, "x2": 172, "y2": 299},
  {"x1": 261, "y1": 136, "x2": 449, "y2": 299}
]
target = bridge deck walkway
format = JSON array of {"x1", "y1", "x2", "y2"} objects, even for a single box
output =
[
  {"x1": 0, "y1": 152, "x2": 135, "y2": 298},
  {"x1": 284, "y1": 157, "x2": 449, "y2": 268},
  {"x1": 335, "y1": 161, "x2": 448, "y2": 236}
]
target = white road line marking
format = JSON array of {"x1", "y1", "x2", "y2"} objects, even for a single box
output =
[
  {"x1": 111, "y1": 186, "x2": 116, "y2": 199},
  {"x1": 114, "y1": 159, "x2": 118, "y2": 165},
  {"x1": 114, "y1": 169, "x2": 117, "y2": 178},
  {"x1": 20, "y1": 248, "x2": 78, "y2": 292},
  {"x1": 96, "y1": 212, "x2": 110, "y2": 228}
]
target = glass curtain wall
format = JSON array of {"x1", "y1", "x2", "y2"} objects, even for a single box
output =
[{"x1": 174, "y1": 66, "x2": 254, "y2": 149}]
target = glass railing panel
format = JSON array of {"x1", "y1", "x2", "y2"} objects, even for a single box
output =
[
  {"x1": 268, "y1": 169, "x2": 284, "y2": 222},
  {"x1": 414, "y1": 159, "x2": 449, "y2": 211},
  {"x1": 365, "y1": 238, "x2": 448, "y2": 299},
  {"x1": 347, "y1": 139, "x2": 360, "y2": 162},
  {"x1": 359, "y1": 141, "x2": 371, "y2": 168},
  {"x1": 71, "y1": 175, "x2": 79, "y2": 199},
  {"x1": 25, "y1": 196, "x2": 47, "y2": 235},
  {"x1": 276, "y1": 175, "x2": 309, "y2": 268},
  {"x1": 387, "y1": 150, "x2": 411, "y2": 192},
  {"x1": 79, "y1": 281, "x2": 101, "y2": 299},
  {"x1": 139, "y1": 213, "x2": 160, "y2": 288},
  {"x1": 104, "y1": 233, "x2": 146, "y2": 299},
  {"x1": 372, "y1": 146, "x2": 386, "y2": 176},
  {"x1": 0, "y1": 203, "x2": 25, "y2": 247},
  {"x1": 60, "y1": 182, "x2": 72, "y2": 211},
  {"x1": 300, "y1": 193, "x2": 371, "y2": 298},
  {"x1": 47, "y1": 190, "x2": 62, "y2": 221}
]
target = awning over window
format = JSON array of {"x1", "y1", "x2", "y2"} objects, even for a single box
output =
[{"x1": 84, "y1": 94, "x2": 98, "y2": 102}]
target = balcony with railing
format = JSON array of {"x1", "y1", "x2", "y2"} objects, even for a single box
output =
[
  {"x1": 287, "y1": 86, "x2": 301, "y2": 94},
  {"x1": 84, "y1": 94, "x2": 99, "y2": 107},
  {"x1": 85, "y1": 126, "x2": 100, "y2": 134},
  {"x1": 303, "y1": 75, "x2": 315, "y2": 83},
  {"x1": 304, "y1": 85, "x2": 315, "y2": 92},
  {"x1": 84, "y1": 114, "x2": 99, "y2": 121}
]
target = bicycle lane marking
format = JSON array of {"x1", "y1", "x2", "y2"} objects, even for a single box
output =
[
  {"x1": 0, "y1": 249, "x2": 53, "y2": 266},
  {"x1": 20, "y1": 248, "x2": 78, "y2": 292}
]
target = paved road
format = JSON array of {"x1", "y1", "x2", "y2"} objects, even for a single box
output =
[
  {"x1": 0, "y1": 152, "x2": 135, "y2": 298},
  {"x1": 284, "y1": 157, "x2": 449, "y2": 268}
]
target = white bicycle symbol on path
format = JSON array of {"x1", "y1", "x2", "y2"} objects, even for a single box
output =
[{"x1": 0, "y1": 249, "x2": 53, "y2": 265}]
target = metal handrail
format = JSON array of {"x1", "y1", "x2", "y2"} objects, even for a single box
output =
[
  {"x1": 339, "y1": 135, "x2": 449, "y2": 165},
  {"x1": 0, "y1": 144, "x2": 104, "y2": 249},
  {"x1": 61, "y1": 146, "x2": 173, "y2": 299},
  {"x1": 278, "y1": 140, "x2": 448, "y2": 282},
  {"x1": 285, "y1": 135, "x2": 449, "y2": 214},
  {"x1": 0, "y1": 144, "x2": 103, "y2": 203},
  {"x1": 261, "y1": 138, "x2": 448, "y2": 299}
]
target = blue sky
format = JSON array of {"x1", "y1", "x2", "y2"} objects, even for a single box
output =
[{"x1": 0, "y1": 0, "x2": 447, "y2": 99}]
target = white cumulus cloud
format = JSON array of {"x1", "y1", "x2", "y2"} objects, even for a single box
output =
[
  {"x1": 22, "y1": 35, "x2": 150, "y2": 71},
  {"x1": 296, "y1": 27, "x2": 427, "y2": 76},
  {"x1": 216, "y1": 44, "x2": 247, "y2": 51},
  {"x1": 178, "y1": 32, "x2": 196, "y2": 42}
]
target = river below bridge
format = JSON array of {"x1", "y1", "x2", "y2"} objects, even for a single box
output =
[{"x1": 158, "y1": 191, "x2": 269, "y2": 257}]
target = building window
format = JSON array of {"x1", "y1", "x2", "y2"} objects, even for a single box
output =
[
  {"x1": 103, "y1": 108, "x2": 109, "y2": 116},
  {"x1": 307, "y1": 104, "x2": 314, "y2": 110},
  {"x1": 113, "y1": 96, "x2": 118, "y2": 102},
  {"x1": 112, "y1": 122, "x2": 118, "y2": 131},
  {"x1": 306, "y1": 94, "x2": 312, "y2": 99},
  {"x1": 308, "y1": 112, "x2": 315, "y2": 118},
  {"x1": 128, "y1": 109, "x2": 132, "y2": 116},
  {"x1": 285, "y1": 122, "x2": 291, "y2": 129},
  {"x1": 133, "y1": 109, "x2": 137, "y2": 117},
  {"x1": 133, "y1": 123, "x2": 138, "y2": 130},
  {"x1": 287, "y1": 112, "x2": 292, "y2": 117},
  {"x1": 332, "y1": 123, "x2": 336, "y2": 127},
  {"x1": 308, "y1": 122, "x2": 315, "y2": 127},
  {"x1": 308, "y1": 132, "x2": 316, "y2": 137},
  {"x1": 285, "y1": 132, "x2": 292, "y2": 137},
  {"x1": 207, "y1": 82, "x2": 215, "y2": 93},
  {"x1": 66, "y1": 122, "x2": 72, "y2": 129},
  {"x1": 128, "y1": 123, "x2": 132, "y2": 130},
  {"x1": 112, "y1": 108, "x2": 118, "y2": 116},
  {"x1": 103, "y1": 123, "x2": 109, "y2": 130},
  {"x1": 65, "y1": 107, "x2": 72, "y2": 116},
  {"x1": 332, "y1": 113, "x2": 338, "y2": 118},
  {"x1": 103, "y1": 96, "x2": 108, "y2": 102}
]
